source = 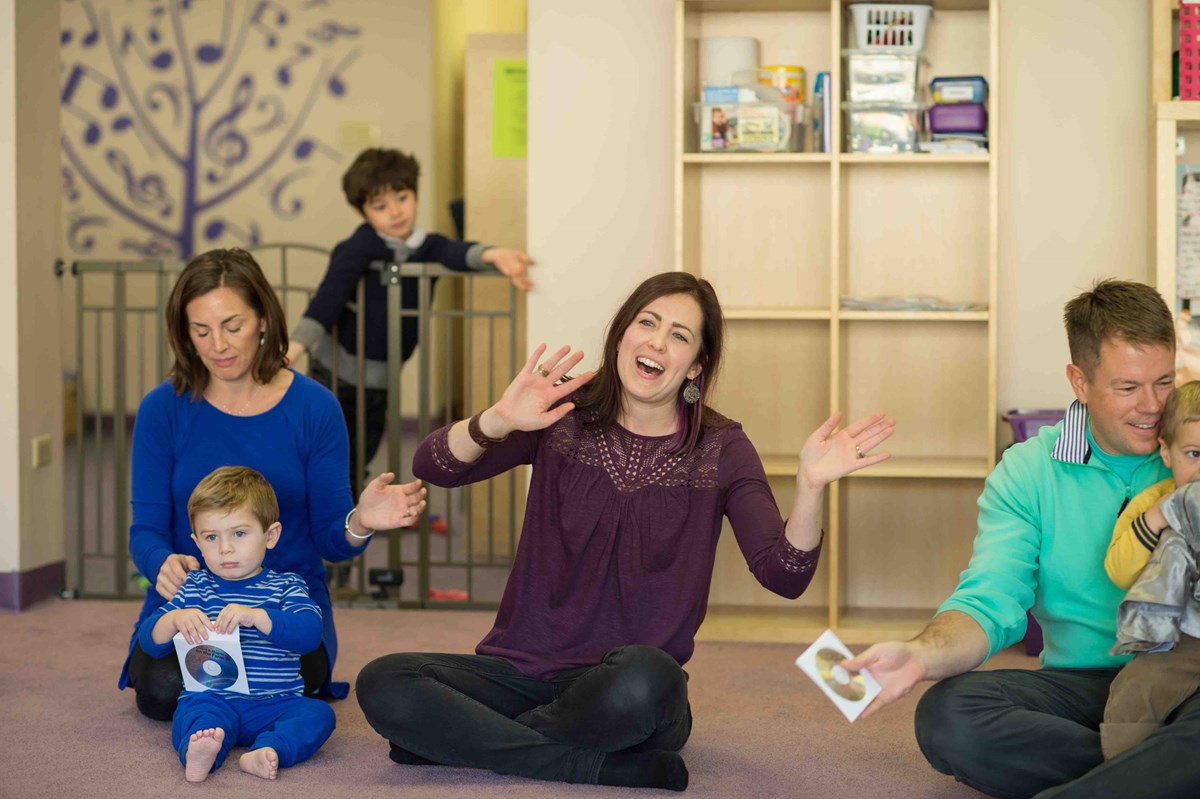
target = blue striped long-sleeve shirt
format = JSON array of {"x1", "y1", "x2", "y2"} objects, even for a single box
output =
[{"x1": 138, "y1": 568, "x2": 322, "y2": 699}]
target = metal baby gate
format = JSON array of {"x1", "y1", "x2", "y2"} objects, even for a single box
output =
[{"x1": 58, "y1": 244, "x2": 523, "y2": 608}]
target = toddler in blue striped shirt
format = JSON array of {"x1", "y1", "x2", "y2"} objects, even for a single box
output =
[{"x1": 139, "y1": 466, "x2": 336, "y2": 782}]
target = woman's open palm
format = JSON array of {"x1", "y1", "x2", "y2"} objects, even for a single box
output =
[{"x1": 491, "y1": 344, "x2": 594, "y2": 433}]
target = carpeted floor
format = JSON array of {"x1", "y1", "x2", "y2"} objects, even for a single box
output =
[{"x1": 0, "y1": 599, "x2": 1027, "y2": 798}]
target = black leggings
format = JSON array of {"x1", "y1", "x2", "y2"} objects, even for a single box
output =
[
  {"x1": 126, "y1": 642, "x2": 330, "y2": 721},
  {"x1": 356, "y1": 645, "x2": 692, "y2": 784}
]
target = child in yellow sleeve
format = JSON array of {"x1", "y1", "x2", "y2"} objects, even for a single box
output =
[{"x1": 1102, "y1": 380, "x2": 1200, "y2": 758}]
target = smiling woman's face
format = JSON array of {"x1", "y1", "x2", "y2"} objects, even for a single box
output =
[{"x1": 616, "y1": 292, "x2": 704, "y2": 410}]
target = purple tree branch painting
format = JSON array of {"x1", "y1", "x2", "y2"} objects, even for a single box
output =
[{"x1": 61, "y1": 0, "x2": 362, "y2": 258}]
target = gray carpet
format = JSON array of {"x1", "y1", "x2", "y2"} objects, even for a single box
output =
[{"x1": 0, "y1": 599, "x2": 1027, "y2": 797}]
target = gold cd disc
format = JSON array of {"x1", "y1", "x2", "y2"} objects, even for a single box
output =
[{"x1": 814, "y1": 647, "x2": 866, "y2": 701}]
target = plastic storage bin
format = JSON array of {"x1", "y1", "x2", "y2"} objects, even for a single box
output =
[
  {"x1": 928, "y1": 102, "x2": 988, "y2": 134},
  {"x1": 849, "y1": 4, "x2": 933, "y2": 54},
  {"x1": 695, "y1": 102, "x2": 805, "y2": 153},
  {"x1": 844, "y1": 102, "x2": 922, "y2": 153},
  {"x1": 844, "y1": 50, "x2": 920, "y2": 103},
  {"x1": 930, "y1": 75, "x2": 989, "y2": 104}
]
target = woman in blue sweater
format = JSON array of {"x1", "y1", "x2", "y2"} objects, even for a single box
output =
[{"x1": 119, "y1": 248, "x2": 426, "y2": 720}]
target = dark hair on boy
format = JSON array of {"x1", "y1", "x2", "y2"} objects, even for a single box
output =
[
  {"x1": 1063, "y1": 279, "x2": 1175, "y2": 379},
  {"x1": 1160, "y1": 381, "x2": 1200, "y2": 446},
  {"x1": 166, "y1": 248, "x2": 288, "y2": 398},
  {"x1": 342, "y1": 148, "x2": 421, "y2": 210},
  {"x1": 188, "y1": 466, "x2": 280, "y2": 533}
]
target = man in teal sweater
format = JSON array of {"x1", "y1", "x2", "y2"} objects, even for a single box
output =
[{"x1": 843, "y1": 279, "x2": 1199, "y2": 798}]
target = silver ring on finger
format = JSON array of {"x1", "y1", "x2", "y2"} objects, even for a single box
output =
[{"x1": 855, "y1": 444, "x2": 865, "y2": 459}]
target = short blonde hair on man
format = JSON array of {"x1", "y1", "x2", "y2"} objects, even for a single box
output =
[
  {"x1": 1161, "y1": 381, "x2": 1200, "y2": 446},
  {"x1": 187, "y1": 466, "x2": 279, "y2": 533}
]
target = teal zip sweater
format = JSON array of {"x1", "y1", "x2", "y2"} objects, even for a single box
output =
[{"x1": 938, "y1": 400, "x2": 1172, "y2": 668}]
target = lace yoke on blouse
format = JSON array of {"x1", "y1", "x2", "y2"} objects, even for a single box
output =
[{"x1": 544, "y1": 411, "x2": 727, "y2": 494}]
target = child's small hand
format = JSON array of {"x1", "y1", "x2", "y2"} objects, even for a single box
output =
[
  {"x1": 170, "y1": 609, "x2": 214, "y2": 645},
  {"x1": 482, "y1": 248, "x2": 534, "y2": 291},
  {"x1": 214, "y1": 603, "x2": 265, "y2": 634}
]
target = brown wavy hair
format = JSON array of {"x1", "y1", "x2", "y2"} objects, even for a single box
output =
[
  {"x1": 166, "y1": 248, "x2": 288, "y2": 397},
  {"x1": 574, "y1": 272, "x2": 728, "y2": 455}
]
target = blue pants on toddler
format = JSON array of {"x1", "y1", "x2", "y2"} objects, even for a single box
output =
[{"x1": 172, "y1": 692, "x2": 336, "y2": 774}]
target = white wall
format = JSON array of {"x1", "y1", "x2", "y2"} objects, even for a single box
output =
[
  {"x1": 0, "y1": 0, "x2": 64, "y2": 574},
  {"x1": 527, "y1": 0, "x2": 675, "y2": 361}
]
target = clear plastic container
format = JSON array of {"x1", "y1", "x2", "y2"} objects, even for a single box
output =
[
  {"x1": 843, "y1": 102, "x2": 923, "y2": 154},
  {"x1": 844, "y1": 50, "x2": 921, "y2": 103},
  {"x1": 694, "y1": 102, "x2": 806, "y2": 153}
]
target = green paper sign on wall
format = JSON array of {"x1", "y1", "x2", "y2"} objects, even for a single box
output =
[{"x1": 492, "y1": 58, "x2": 527, "y2": 159}]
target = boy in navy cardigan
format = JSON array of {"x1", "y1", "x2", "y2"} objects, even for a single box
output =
[
  {"x1": 139, "y1": 467, "x2": 335, "y2": 782},
  {"x1": 287, "y1": 147, "x2": 533, "y2": 490}
]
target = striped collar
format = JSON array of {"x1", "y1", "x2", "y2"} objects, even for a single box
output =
[{"x1": 1050, "y1": 399, "x2": 1090, "y2": 464}]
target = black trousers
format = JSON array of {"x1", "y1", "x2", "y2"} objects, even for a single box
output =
[
  {"x1": 915, "y1": 667, "x2": 1200, "y2": 799},
  {"x1": 127, "y1": 642, "x2": 330, "y2": 721},
  {"x1": 309, "y1": 361, "x2": 387, "y2": 496},
  {"x1": 355, "y1": 645, "x2": 692, "y2": 785}
]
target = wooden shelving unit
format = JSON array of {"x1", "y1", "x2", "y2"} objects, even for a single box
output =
[
  {"x1": 675, "y1": 0, "x2": 998, "y2": 643},
  {"x1": 1153, "y1": 1, "x2": 1200, "y2": 313}
]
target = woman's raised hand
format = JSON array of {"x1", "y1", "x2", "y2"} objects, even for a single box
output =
[
  {"x1": 489, "y1": 344, "x2": 594, "y2": 435},
  {"x1": 355, "y1": 473, "x2": 427, "y2": 532},
  {"x1": 798, "y1": 411, "x2": 895, "y2": 491}
]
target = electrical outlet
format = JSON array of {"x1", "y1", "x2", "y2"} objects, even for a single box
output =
[{"x1": 32, "y1": 434, "x2": 52, "y2": 469}]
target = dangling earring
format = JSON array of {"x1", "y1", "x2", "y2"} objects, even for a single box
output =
[
  {"x1": 259, "y1": 332, "x2": 265, "y2": 347},
  {"x1": 683, "y1": 379, "x2": 701, "y2": 404}
]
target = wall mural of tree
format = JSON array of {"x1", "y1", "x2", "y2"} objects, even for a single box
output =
[{"x1": 61, "y1": 0, "x2": 362, "y2": 259}]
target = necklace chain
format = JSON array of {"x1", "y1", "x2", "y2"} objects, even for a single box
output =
[{"x1": 211, "y1": 382, "x2": 260, "y2": 416}]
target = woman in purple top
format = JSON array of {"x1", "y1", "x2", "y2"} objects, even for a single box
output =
[{"x1": 356, "y1": 272, "x2": 893, "y2": 790}]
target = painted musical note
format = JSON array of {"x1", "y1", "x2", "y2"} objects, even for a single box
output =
[
  {"x1": 203, "y1": 217, "x2": 261, "y2": 246},
  {"x1": 62, "y1": 64, "x2": 120, "y2": 110},
  {"x1": 275, "y1": 43, "x2": 312, "y2": 86},
  {"x1": 195, "y1": 3, "x2": 232, "y2": 65},
  {"x1": 62, "y1": 64, "x2": 121, "y2": 146},
  {"x1": 327, "y1": 48, "x2": 360, "y2": 97},
  {"x1": 80, "y1": 0, "x2": 100, "y2": 48},
  {"x1": 293, "y1": 138, "x2": 338, "y2": 162},
  {"x1": 306, "y1": 21, "x2": 361, "y2": 44},
  {"x1": 105, "y1": 150, "x2": 173, "y2": 218},
  {"x1": 121, "y1": 26, "x2": 173, "y2": 71},
  {"x1": 203, "y1": 75, "x2": 255, "y2": 184},
  {"x1": 250, "y1": 0, "x2": 289, "y2": 49}
]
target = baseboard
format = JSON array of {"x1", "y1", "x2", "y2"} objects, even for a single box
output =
[{"x1": 0, "y1": 561, "x2": 66, "y2": 611}]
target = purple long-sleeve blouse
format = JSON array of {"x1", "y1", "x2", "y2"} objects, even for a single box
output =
[{"x1": 412, "y1": 410, "x2": 822, "y2": 679}]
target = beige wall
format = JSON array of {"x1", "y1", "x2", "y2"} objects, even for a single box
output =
[
  {"x1": 997, "y1": 0, "x2": 1152, "y2": 411},
  {"x1": 0, "y1": 0, "x2": 64, "y2": 574},
  {"x1": 529, "y1": 0, "x2": 1154, "y2": 417},
  {"x1": 527, "y1": 0, "x2": 676, "y2": 357}
]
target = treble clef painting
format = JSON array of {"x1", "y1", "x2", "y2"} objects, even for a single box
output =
[{"x1": 60, "y1": 0, "x2": 362, "y2": 258}]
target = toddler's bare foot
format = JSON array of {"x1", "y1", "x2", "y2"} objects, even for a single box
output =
[
  {"x1": 185, "y1": 728, "x2": 224, "y2": 783},
  {"x1": 239, "y1": 747, "x2": 279, "y2": 780}
]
